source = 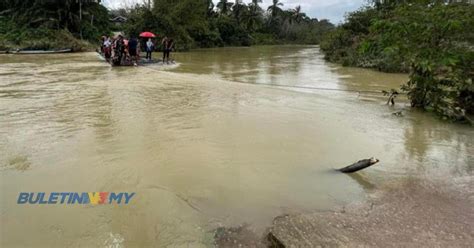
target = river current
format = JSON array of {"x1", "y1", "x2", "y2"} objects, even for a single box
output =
[{"x1": 0, "y1": 46, "x2": 472, "y2": 247}]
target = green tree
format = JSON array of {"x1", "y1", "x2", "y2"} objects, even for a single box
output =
[
  {"x1": 232, "y1": 0, "x2": 248, "y2": 25},
  {"x1": 291, "y1": 5, "x2": 306, "y2": 24},
  {"x1": 207, "y1": 0, "x2": 216, "y2": 17},
  {"x1": 267, "y1": 0, "x2": 284, "y2": 21},
  {"x1": 0, "y1": 0, "x2": 109, "y2": 50},
  {"x1": 246, "y1": 0, "x2": 264, "y2": 31},
  {"x1": 321, "y1": 0, "x2": 474, "y2": 122},
  {"x1": 217, "y1": 0, "x2": 233, "y2": 16}
]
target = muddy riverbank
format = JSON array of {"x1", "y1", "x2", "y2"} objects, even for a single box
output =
[{"x1": 215, "y1": 178, "x2": 474, "y2": 247}]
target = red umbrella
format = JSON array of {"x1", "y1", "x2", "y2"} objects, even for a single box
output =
[{"x1": 139, "y1": 32, "x2": 156, "y2": 38}]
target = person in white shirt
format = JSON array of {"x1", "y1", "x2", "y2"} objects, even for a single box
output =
[
  {"x1": 103, "y1": 37, "x2": 112, "y2": 48},
  {"x1": 146, "y1": 38, "x2": 154, "y2": 60},
  {"x1": 103, "y1": 36, "x2": 112, "y2": 59}
]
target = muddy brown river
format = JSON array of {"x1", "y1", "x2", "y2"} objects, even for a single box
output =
[{"x1": 0, "y1": 46, "x2": 473, "y2": 247}]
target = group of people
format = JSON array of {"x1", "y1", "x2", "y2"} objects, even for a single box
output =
[
  {"x1": 100, "y1": 35, "x2": 139, "y2": 66},
  {"x1": 100, "y1": 35, "x2": 175, "y2": 66}
]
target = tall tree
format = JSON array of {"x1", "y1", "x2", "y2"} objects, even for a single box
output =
[
  {"x1": 267, "y1": 0, "x2": 283, "y2": 20},
  {"x1": 247, "y1": 0, "x2": 263, "y2": 31},
  {"x1": 251, "y1": 0, "x2": 262, "y2": 9},
  {"x1": 206, "y1": 0, "x2": 215, "y2": 17},
  {"x1": 232, "y1": 0, "x2": 247, "y2": 25},
  {"x1": 249, "y1": 0, "x2": 263, "y2": 14},
  {"x1": 291, "y1": 5, "x2": 305, "y2": 24},
  {"x1": 217, "y1": 0, "x2": 233, "y2": 15}
]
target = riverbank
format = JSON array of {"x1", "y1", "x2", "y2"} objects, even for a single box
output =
[
  {"x1": 319, "y1": 2, "x2": 474, "y2": 122},
  {"x1": 0, "y1": 29, "x2": 94, "y2": 52},
  {"x1": 214, "y1": 178, "x2": 474, "y2": 247},
  {"x1": 0, "y1": 37, "x2": 321, "y2": 53}
]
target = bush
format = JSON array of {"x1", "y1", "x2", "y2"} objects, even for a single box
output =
[
  {"x1": 0, "y1": 1, "x2": 110, "y2": 50},
  {"x1": 321, "y1": 1, "x2": 474, "y2": 122},
  {"x1": 253, "y1": 33, "x2": 278, "y2": 45}
]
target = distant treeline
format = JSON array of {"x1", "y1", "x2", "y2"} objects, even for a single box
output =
[
  {"x1": 0, "y1": 0, "x2": 334, "y2": 51},
  {"x1": 320, "y1": 0, "x2": 474, "y2": 122},
  {"x1": 117, "y1": 0, "x2": 334, "y2": 49}
]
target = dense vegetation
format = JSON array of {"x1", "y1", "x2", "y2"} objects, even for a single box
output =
[
  {"x1": 0, "y1": 0, "x2": 110, "y2": 50},
  {"x1": 121, "y1": 0, "x2": 334, "y2": 50},
  {"x1": 321, "y1": 0, "x2": 474, "y2": 123},
  {"x1": 0, "y1": 0, "x2": 334, "y2": 51}
]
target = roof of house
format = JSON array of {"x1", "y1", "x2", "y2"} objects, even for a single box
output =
[{"x1": 109, "y1": 16, "x2": 127, "y2": 23}]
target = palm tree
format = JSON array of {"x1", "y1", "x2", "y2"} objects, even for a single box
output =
[
  {"x1": 249, "y1": 0, "x2": 262, "y2": 13},
  {"x1": 216, "y1": 0, "x2": 232, "y2": 15},
  {"x1": 267, "y1": 0, "x2": 283, "y2": 20},
  {"x1": 232, "y1": 0, "x2": 247, "y2": 25},
  {"x1": 247, "y1": 0, "x2": 263, "y2": 31},
  {"x1": 251, "y1": 0, "x2": 262, "y2": 8},
  {"x1": 206, "y1": 0, "x2": 215, "y2": 17},
  {"x1": 291, "y1": 5, "x2": 304, "y2": 24}
]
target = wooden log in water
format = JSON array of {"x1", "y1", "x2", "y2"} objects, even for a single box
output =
[{"x1": 338, "y1": 157, "x2": 379, "y2": 173}]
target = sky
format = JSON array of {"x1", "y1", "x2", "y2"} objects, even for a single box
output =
[{"x1": 102, "y1": 0, "x2": 368, "y2": 24}]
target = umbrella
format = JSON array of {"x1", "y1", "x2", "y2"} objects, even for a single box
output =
[{"x1": 139, "y1": 32, "x2": 156, "y2": 38}]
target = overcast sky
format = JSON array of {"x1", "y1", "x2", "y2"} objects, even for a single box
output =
[{"x1": 102, "y1": 0, "x2": 368, "y2": 24}]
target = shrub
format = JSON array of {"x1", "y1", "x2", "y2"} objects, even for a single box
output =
[{"x1": 321, "y1": 1, "x2": 474, "y2": 122}]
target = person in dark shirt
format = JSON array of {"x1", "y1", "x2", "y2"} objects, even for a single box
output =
[
  {"x1": 167, "y1": 39, "x2": 174, "y2": 63},
  {"x1": 113, "y1": 35, "x2": 125, "y2": 66},
  {"x1": 161, "y1": 36, "x2": 174, "y2": 64},
  {"x1": 128, "y1": 37, "x2": 139, "y2": 65}
]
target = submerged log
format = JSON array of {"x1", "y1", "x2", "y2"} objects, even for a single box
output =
[{"x1": 338, "y1": 157, "x2": 379, "y2": 173}]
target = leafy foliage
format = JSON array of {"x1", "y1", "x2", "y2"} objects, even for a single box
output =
[
  {"x1": 0, "y1": 0, "x2": 111, "y2": 50},
  {"x1": 119, "y1": 0, "x2": 335, "y2": 50},
  {"x1": 1, "y1": 1, "x2": 334, "y2": 50},
  {"x1": 321, "y1": 1, "x2": 474, "y2": 122}
]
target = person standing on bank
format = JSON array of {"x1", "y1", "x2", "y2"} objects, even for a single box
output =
[
  {"x1": 128, "y1": 36, "x2": 139, "y2": 65},
  {"x1": 112, "y1": 35, "x2": 125, "y2": 66},
  {"x1": 168, "y1": 39, "x2": 174, "y2": 63},
  {"x1": 103, "y1": 36, "x2": 112, "y2": 60},
  {"x1": 146, "y1": 38, "x2": 154, "y2": 61},
  {"x1": 161, "y1": 36, "x2": 174, "y2": 64}
]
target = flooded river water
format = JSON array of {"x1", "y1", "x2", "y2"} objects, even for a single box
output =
[{"x1": 0, "y1": 46, "x2": 473, "y2": 247}]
